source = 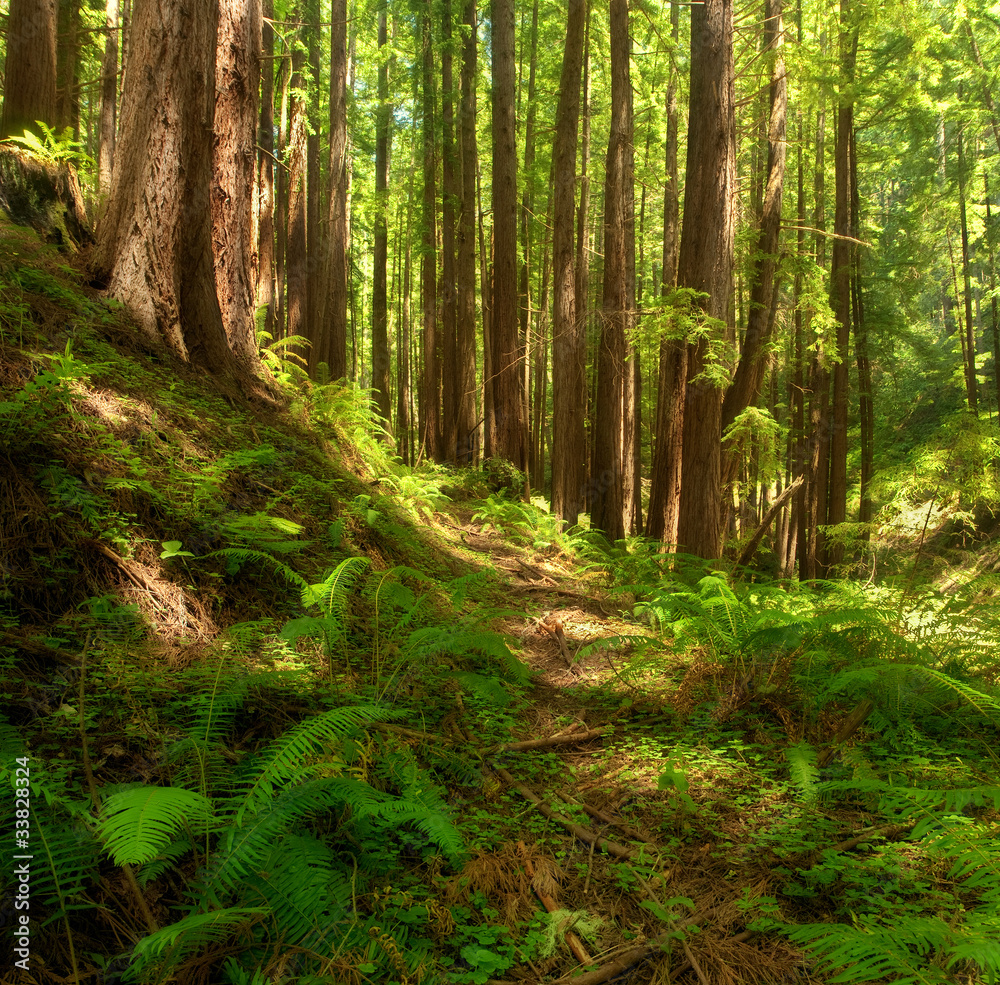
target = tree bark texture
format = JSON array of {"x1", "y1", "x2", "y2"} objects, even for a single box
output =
[
  {"x1": 591, "y1": 0, "x2": 636, "y2": 544},
  {"x1": 550, "y1": 0, "x2": 587, "y2": 527},
  {"x1": 491, "y1": 0, "x2": 527, "y2": 480},
  {"x1": 212, "y1": 0, "x2": 262, "y2": 368},
  {"x1": 675, "y1": 0, "x2": 737, "y2": 559},
  {"x1": 95, "y1": 0, "x2": 235, "y2": 374},
  {"x1": 285, "y1": 16, "x2": 308, "y2": 355},
  {"x1": 2, "y1": 0, "x2": 58, "y2": 140}
]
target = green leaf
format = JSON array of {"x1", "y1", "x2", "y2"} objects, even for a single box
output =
[{"x1": 98, "y1": 786, "x2": 214, "y2": 866}]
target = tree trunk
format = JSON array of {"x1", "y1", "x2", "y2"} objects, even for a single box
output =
[
  {"x1": 986, "y1": 174, "x2": 1000, "y2": 421},
  {"x1": 420, "y1": 10, "x2": 440, "y2": 461},
  {"x1": 957, "y1": 112, "x2": 979, "y2": 415},
  {"x1": 2, "y1": 0, "x2": 58, "y2": 140},
  {"x1": 94, "y1": 0, "x2": 236, "y2": 375},
  {"x1": 675, "y1": 0, "x2": 737, "y2": 560},
  {"x1": 720, "y1": 0, "x2": 787, "y2": 480},
  {"x1": 371, "y1": 4, "x2": 393, "y2": 431},
  {"x1": 591, "y1": 0, "x2": 635, "y2": 543},
  {"x1": 647, "y1": 0, "x2": 683, "y2": 546},
  {"x1": 256, "y1": 0, "x2": 276, "y2": 337},
  {"x1": 440, "y1": 0, "x2": 460, "y2": 460},
  {"x1": 491, "y1": 0, "x2": 527, "y2": 481},
  {"x1": 212, "y1": 0, "x2": 262, "y2": 368},
  {"x1": 311, "y1": 0, "x2": 348, "y2": 380},
  {"x1": 520, "y1": 0, "x2": 539, "y2": 483},
  {"x1": 97, "y1": 0, "x2": 119, "y2": 195},
  {"x1": 550, "y1": 0, "x2": 587, "y2": 526},
  {"x1": 455, "y1": 0, "x2": 479, "y2": 464},
  {"x1": 286, "y1": 10, "x2": 308, "y2": 354},
  {"x1": 826, "y1": 0, "x2": 857, "y2": 572}
]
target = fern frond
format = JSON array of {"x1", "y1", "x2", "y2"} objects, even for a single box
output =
[
  {"x1": 98, "y1": 786, "x2": 214, "y2": 866},
  {"x1": 235, "y1": 704, "x2": 397, "y2": 822},
  {"x1": 241, "y1": 834, "x2": 351, "y2": 946},
  {"x1": 303, "y1": 556, "x2": 370, "y2": 614},
  {"x1": 208, "y1": 548, "x2": 307, "y2": 590},
  {"x1": 786, "y1": 741, "x2": 819, "y2": 804},
  {"x1": 123, "y1": 907, "x2": 268, "y2": 983},
  {"x1": 32, "y1": 811, "x2": 101, "y2": 917}
]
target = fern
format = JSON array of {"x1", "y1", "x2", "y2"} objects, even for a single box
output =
[
  {"x1": 123, "y1": 907, "x2": 268, "y2": 983},
  {"x1": 234, "y1": 703, "x2": 398, "y2": 822},
  {"x1": 302, "y1": 555, "x2": 370, "y2": 614},
  {"x1": 209, "y1": 548, "x2": 308, "y2": 590},
  {"x1": 98, "y1": 786, "x2": 214, "y2": 866},
  {"x1": 786, "y1": 741, "x2": 819, "y2": 804}
]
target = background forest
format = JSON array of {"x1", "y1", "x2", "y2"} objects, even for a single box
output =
[
  {"x1": 6, "y1": 0, "x2": 1000, "y2": 569},
  {"x1": 2, "y1": 1, "x2": 1000, "y2": 984}
]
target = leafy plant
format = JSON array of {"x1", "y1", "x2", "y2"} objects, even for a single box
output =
[{"x1": 4, "y1": 121, "x2": 95, "y2": 170}]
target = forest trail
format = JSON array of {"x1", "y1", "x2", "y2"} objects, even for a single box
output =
[{"x1": 427, "y1": 506, "x2": 801, "y2": 984}]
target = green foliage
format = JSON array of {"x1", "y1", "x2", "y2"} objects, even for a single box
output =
[
  {"x1": 4, "y1": 121, "x2": 95, "y2": 170},
  {"x1": 98, "y1": 787, "x2": 214, "y2": 866}
]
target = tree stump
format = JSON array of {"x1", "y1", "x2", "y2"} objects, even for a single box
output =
[{"x1": 0, "y1": 147, "x2": 92, "y2": 252}]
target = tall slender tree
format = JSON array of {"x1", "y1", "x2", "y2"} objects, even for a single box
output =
[
  {"x1": 675, "y1": 0, "x2": 737, "y2": 559},
  {"x1": 591, "y1": 0, "x2": 636, "y2": 542},
  {"x1": 491, "y1": 0, "x2": 527, "y2": 480},
  {"x1": 550, "y1": 0, "x2": 587, "y2": 526},
  {"x1": 371, "y1": 5, "x2": 393, "y2": 429},
  {"x1": 97, "y1": 0, "x2": 119, "y2": 195}
]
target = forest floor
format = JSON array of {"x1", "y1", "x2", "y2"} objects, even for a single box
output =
[{"x1": 1, "y1": 212, "x2": 998, "y2": 984}]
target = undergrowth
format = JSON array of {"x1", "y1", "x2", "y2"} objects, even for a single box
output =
[{"x1": 2, "y1": 217, "x2": 999, "y2": 984}]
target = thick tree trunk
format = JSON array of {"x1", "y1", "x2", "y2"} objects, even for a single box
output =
[
  {"x1": 371, "y1": 6, "x2": 393, "y2": 431},
  {"x1": 2, "y1": 0, "x2": 58, "y2": 140},
  {"x1": 94, "y1": 0, "x2": 235, "y2": 374},
  {"x1": 550, "y1": 0, "x2": 587, "y2": 526},
  {"x1": 721, "y1": 0, "x2": 787, "y2": 480},
  {"x1": 212, "y1": 0, "x2": 262, "y2": 368},
  {"x1": 455, "y1": 0, "x2": 479, "y2": 464},
  {"x1": 591, "y1": 0, "x2": 635, "y2": 543},
  {"x1": 97, "y1": 0, "x2": 119, "y2": 195},
  {"x1": 675, "y1": 0, "x2": 737, "y2": 559},
  {"x1": 491, "y1": 0, "x2": 527, "y2": 481}
]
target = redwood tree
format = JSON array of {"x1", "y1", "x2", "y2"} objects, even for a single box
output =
[
  {"x1": 490, "y1": 0, "x2": 527, "y2": 479},
  {"x1": 1, "y1": 0, "x2": 57, "y2": 140},
  {"x1": 591, "y1": 0, "x2": 636, "y2": 543},
  {"x1": 95, "y1": 0, "x2": 235, "y2": 374},
  {"x1": 550, "y1": 0, "x2": 587, "y2": 526},
  {"x1": 212, "y1": 0, "x2": 262, "y2": 368},
  {"x1": 675, "y1": 0, "x2": 737, "y2": 559}
]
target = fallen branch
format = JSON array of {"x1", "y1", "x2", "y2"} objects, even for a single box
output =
[
  {"x1": 498, "y1": 727, "x2": 606, "y2": 752},
  {"x1": 736, "y1": 476, "x2": 805, "y2": 569},
  {"x1": 496, "y1": 768, "x2": 635, "y2": 860}
]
